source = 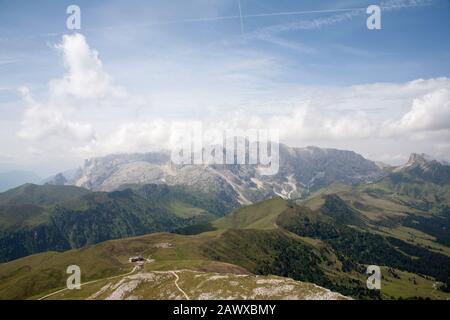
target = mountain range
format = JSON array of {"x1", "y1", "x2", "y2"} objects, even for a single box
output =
[
  {"x1": 51, "y1": 144, "x2": 387, "y2": 206},
  {"x1": 0, "y1": 145, "x2": 449, "y2": 300}
]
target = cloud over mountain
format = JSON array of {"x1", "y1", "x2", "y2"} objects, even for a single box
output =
[
  {"x1": 15, "y1": 33, "x2": 450, "y2": 166},
  {"x1": 386, "y1": 88, "x2": 450, "y2": 135}
]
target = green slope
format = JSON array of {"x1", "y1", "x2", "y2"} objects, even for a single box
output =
[
  {"x1": 0, "y1": 184, "x2": 221, "y2": 263},
  {"x1": 206, "y1": 191, "x2": 450, "y2": 299},
  {"x1": 2, "y1": 176, "x2": 450, "y2": 300},
  {"x1": 0, "y1": 183, "x2": 89, "y2": 208},
  {"x1": 213, "y1": 197, "x2": 289, "y2": 230}
]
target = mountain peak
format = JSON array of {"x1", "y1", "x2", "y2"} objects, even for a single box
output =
[
  {"x1": 406, "y1": 153, "x2": 449, "y2": 167},
  {"x1": 406, "y1": 153, "x2": 431, "y2": 166},
  {"x1": 395, "y1": 153, "x2": 450, "y2": 184}
]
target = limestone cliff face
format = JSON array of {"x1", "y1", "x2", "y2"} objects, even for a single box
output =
[
  {"x1": 69, "y1": 144, "x2": 386, "y2": 204},
  {"x1": 395, "y1": 153, "x2": 450, "y2": 185}
]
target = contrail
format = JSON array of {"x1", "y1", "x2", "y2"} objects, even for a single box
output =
[
  {"x1": 238, "y1": 0, "x2": 245, "y2": 35},
  {"x1": 126, "y1": 2, "x2": 426, "y2": 27},
  {"x1": 244, "y1": 7, "x2": 366, "y2": 18},
  {"x1": 145, "y1": 7, "x2": 366, "y2": 26},
  {"x1": 25, "y1": 0, "x2": 434, "y2": 39}
]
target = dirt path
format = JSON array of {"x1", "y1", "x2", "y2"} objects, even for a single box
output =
[
  {"x1": 38, "y1": 267, "x2": 196, "y2": 300},
  {"x1": 37, "y1": 266, "x2": 138, "y2": 300},
  {"x1": 170, "y1": 271, "x2": 190, "y2": 300}
]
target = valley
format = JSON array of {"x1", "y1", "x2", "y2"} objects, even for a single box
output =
[{"x1": 0, "y1": 148, "x2": 449, "y2": 300}]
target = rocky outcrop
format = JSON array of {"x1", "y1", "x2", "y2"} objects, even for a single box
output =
[{"x1": 68, "y1": 144, "x2": 386, "y2": 204}]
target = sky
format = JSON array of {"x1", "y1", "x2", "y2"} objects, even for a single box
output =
[{"x1": 0, "y1": 0, "x2": 450, "y2": 176}]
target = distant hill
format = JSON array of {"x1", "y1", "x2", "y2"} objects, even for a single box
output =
[
  {"x1": 41, "y1": 168, "x2": 79, "y2": 186},
  {"x1": 0, "y1": 183, "x2": 227, "y2": 262},
  {"x1": 0, "y1": 170, "x2": 41, "y2": 192},
  {"x1": 0, "y1": 183, "x2": 89, "y2": 207},
  {"x1": 2, "y1": 193, "x2": 450, "y2": 300}
]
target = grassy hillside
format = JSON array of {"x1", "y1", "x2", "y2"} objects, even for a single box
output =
[
  {"x1": 205, "y1": 192, "x2": 450, "y2": 299},
  {"x1": 213, "y1": 197, "x2": 289, "y2": 230},
  {"x1": 1, "y1": 180, "x2": 450, "y2": 300},
  {"x1": 0, "y1": 183, "x2": 90, "y2": 208},
  {"x1": 0, "y1": 229, "x2": 347, "y2": 300},
  {"x1": 0, "y1": 184, "x2": 222, "y2": 262}
]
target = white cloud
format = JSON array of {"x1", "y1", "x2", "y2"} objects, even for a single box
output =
[
  {"x1": 385, "y1": 88, "x2": 450, "y2": 134},
  {"x1": 70, "y1": 77, "x2": 450, "y2": 162},
  {"x1": 18, "y1": 33, "x2": 127, "y2": 144},
  {"x1": 79, "y1": 120, "x2": 172, "y2": 156},
  {"x1": 17, "y1": 86, "x2": 94, "y2": 142},
  {"x1": 14, "y1": 32, "x2": 450, "y2": 167},
  {"x1": 50, "y1": 33, "x2": 126, "y2": 99}
]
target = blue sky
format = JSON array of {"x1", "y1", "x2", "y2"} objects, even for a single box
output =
[
  {"x1": 1, "y1": 0, "x2": 450, "y2": 175},
  {"x1": 1, "y1": 0, "x2": 449, "y2": 87}
]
